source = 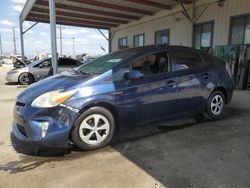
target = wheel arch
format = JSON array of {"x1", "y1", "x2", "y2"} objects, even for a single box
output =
[
  {"x1": 210, "y1": 86, "x2": 228, "y2": 104},
  {"x1": 77, "y1": 101, "x2": 120, "y2": 130}
]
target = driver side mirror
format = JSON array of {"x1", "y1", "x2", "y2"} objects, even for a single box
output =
[
  {"x1": 124, "y1": 70, "x2": 144, "y2": 81},
  {"x1": 39, "y1": 64, "x2": 43, "y2": 68}
]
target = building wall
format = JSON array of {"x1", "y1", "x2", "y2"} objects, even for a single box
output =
[{"x1": 110, "y1": 0, "x2": 250, "y2": 52}]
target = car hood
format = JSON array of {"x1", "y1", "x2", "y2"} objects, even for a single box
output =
[
  {"x1": 11, "y1": 66, "x2": 28, "y2": 72},
  {"x1": 17, "y1": 71, "x2": 96, "y2": 104}
]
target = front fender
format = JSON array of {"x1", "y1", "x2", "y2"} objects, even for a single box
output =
[{"x1": 68, "y1": 94, "x2": 121, "y2": 111}]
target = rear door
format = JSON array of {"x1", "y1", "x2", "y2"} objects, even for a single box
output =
[{"x1": 172, "y1": 49, "x2": 208, "y2": 113}]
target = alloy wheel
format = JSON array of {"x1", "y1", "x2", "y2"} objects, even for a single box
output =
[{"x1": 20, "y1": 73, "x2": 30, "y2": 85}]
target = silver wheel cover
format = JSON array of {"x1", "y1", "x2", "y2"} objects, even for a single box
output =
[
  {"x1": 211, "y1": 95, "x2": 223, "y2": 115},
  {"x1": 79, "y1": 114, "x2": 110, "y2": 145}
]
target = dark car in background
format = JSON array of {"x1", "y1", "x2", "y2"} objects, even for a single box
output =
[
  {"x1": 11, "y1": 45, "x2": 234, "y2": 153},
  {"x1": 6, "y1": 57, "x2": 82, "y2": 85}
]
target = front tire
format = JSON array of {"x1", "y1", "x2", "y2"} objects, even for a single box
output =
[
  {"x1": 18, "y1": 73, "x2": 34, "y2": 85},
  {"x1": 204, "y1": 90, "x2": 225, "y2": 120},
  {"x1": 71, "y1": 107, "x2": 115, "y2": 150}
]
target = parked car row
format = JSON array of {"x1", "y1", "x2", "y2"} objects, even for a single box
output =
[{"x1": 6, "y1": 57, "x2": 82, "y2": 85}]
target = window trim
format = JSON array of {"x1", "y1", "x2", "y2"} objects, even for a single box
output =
[
  {"x1": 154, "y1": 29, "x2": 170, "y2": 45},
  {"x1": 193, "y1": 20, "x2": 214, "y2": 49},
  {"x1": 228, "y1": 13, "x2": 250, "y2": 45},
  {"x1": 133, "y1": 33, "x2": 145, "y2": 47},
  {"x1": 118, "y1": 36, "x2": 128, "y2": 47}
]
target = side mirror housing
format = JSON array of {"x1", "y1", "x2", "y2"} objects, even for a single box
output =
[
  {"x1": 124, "y1": 70, "x2": 144, "y2": 80},
  {"x1": 39, "y1": 64, "x2": 43, "y2": 68}
]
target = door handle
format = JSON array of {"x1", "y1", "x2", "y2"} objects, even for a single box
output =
[
  {"x1": 165, "y1": 80, "x2": 177, "y2": 87},
  {"x1": 202, "y1": 72, "x2": 209, "y2": 79}
]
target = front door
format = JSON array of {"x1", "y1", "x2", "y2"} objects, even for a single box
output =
[
  {"x1": 32, "y1": 59, "x2": 52, "y2": 80},
  {"x1": 123, "y1": 50, "x2": 180, "y2": 124}
]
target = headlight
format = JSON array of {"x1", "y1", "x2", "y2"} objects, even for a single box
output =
[{"x1": 31, "y1": 89, "x2": 76, "y2": 108}]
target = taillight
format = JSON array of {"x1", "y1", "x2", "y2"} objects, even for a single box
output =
[{"x1": 225, "y1": 63, "x2": 232, "y2": 78}]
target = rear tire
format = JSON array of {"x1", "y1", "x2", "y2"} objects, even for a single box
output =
[
  {"x1": 18, "y1": 73, "x2": 34, "y2": 85},
  {"x1": 71, "y1": 107, "x2": 115, "y2": 150},
  {"x1": 204, "y1": 90, "x2": 225, "y2": 120}
]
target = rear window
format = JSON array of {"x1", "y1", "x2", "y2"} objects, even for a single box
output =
[{"x1": 202, "y1": 53, "x2": 226, "y2": 65}]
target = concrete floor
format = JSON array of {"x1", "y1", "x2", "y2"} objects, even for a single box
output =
[{"x1": 0, "y1": 65, "x2": 250, "y2": 188}]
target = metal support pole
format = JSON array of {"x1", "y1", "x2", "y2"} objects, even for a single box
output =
[
  {"x1": 19, "y1": 16, "x2": 25, "y2": 61},
  {"x1": 49, "y1": 0, "x2": 58, "y2": 74},
  {"x1": 72, "y1": 37, "x2": 75, "y2": 57},
  {"x1": 108, "y1": 30, "x2": 115, "y2": 53},
  {"x1": 108, "y1": 30, "x2": 111, "y2": 53},
  {"x1": 59, "y1": 25, "x2": 62, "y2": 57},
  {"x1": 0, "y1": 33, "x2": 2, "y2": 54},
  {"x1": 13, "y1": 27, "x2": 17, "y2": 55}
]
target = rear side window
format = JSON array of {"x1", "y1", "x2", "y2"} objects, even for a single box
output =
[
  {"x1": 202, "y1": 53, "x2": 225, "y2": 66},
  {"x1": 174, "y1": 50, "x2": 203, "y2": 71},
  {"x1": 202, "y1": 53, "x2": 214, "y2": 65},
  {"x1": 59, "y1": 58, "x2": 78, "y2": 66},
  {"x1": 34, "y1": 59, "x2": 51, "y2": 67}
]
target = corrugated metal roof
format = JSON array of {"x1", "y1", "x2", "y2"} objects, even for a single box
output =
[{"x1": 21, "y1": 0, "x2": 193, "y2": 29}]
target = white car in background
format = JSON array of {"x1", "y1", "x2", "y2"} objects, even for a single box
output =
[{"x1": 6, "y1": 57, "x2": 82, "y2": 85}]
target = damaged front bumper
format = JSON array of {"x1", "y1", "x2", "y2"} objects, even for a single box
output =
[{"x1": 11, "y1": 102, "x2": 79, "y2": 153}]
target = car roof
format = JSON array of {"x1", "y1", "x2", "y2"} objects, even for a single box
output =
[{"x1": 118, "y1": 45, "x2": 199, "y2": 54}]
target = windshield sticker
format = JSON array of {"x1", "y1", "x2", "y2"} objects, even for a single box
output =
[{"x1": 107, "y1": 59, "x2": 122, "y2": 63}]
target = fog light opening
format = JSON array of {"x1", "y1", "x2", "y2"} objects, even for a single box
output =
[{"x1": 40, "y1": 121, "x2": 49, "y2": 138}]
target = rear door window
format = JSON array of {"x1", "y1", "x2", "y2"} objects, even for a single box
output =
[
  {"x1": 34, "y1": 59, "x2": 51, "y2": 68},
  {"x1": 59, "y1": 58, "x2": 78, "y2": 67},
  {"x1": 173, "y1": 50, "x2": 203, "y2": 71}
]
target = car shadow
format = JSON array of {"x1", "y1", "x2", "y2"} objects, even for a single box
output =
[
  {"x1": 5, "y1": 82, "x2": 28, "y2": 88},
  {"x1": 5, "y1": 82, "x2": 18, "y2": 86}
]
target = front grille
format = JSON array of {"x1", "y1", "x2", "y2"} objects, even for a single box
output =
[
  {"x1": 17, "y1": 124, "x2": 26, "y2": 136},
  {"x1": 16, "y1": 101, "x2": 25, "y2": 107}
]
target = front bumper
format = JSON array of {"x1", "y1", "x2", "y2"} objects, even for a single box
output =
[
  {"x1": 5, "y1": 73, "x2": 19, "y2": 83},
  {"x1": 11, "y1": 102, "x2": 79, "y2": 151}
]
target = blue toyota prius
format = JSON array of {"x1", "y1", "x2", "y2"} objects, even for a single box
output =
[{"x1": 11, "y1": 45, "x2": 234, "y2": 151}]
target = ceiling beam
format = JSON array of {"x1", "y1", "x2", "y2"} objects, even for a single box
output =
[
  {"x1": 26, "y1": 17, "x2": 110, "y2": 30},
  {"x1": 127, "y1": 0, "x2": 172, "y2": 10},
  {"x1": 69, "y1": 0, "x2": 154, "y2": 15},
  {"x1": 31, "y1": 7, "x2": 128, "y2": 24},
  {"x1": 28, "y1": 13, "x2": 118, "y2": 27},
  {"x1": 174, "y1": 0, "x2": 194, "y2": 4},
  {"x1": 35, "y1": 0, "x2": 140, "y2": 20}
]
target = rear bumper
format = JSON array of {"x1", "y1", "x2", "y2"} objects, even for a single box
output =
[{"x1": 226, "y1": 90, "x2": 233, "y2": 104}]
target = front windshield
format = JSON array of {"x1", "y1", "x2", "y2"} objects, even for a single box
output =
[{"x1": 75, "y1": 50, "x2": 137, "y2": 74}]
